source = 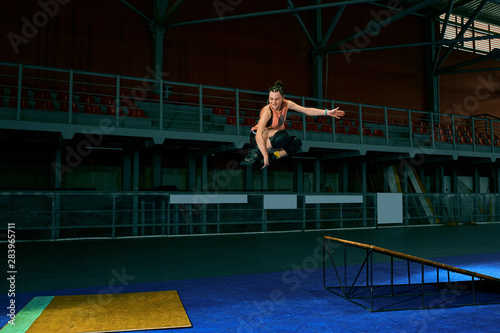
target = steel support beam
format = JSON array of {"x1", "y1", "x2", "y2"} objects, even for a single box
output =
[
  {"x1": 287, "y1": 0, "x2": 317, "y2": 52},
  {"x1": 152, "y1": 1, "x2": 168, "y2": 83},
  {"x1": 157, "y1": 0, "x2": 186, "y2": 26},
  {"x1": 120, "y1": 1, "x2": 177, "y2": 85},
  {"x1": 153, "y1": 147, "x2": 162, "y2": 190},
  {"x1": 321, "y1": 150, "x2": 366, "y2": 161},
  {"x1": 434, "y1": 0, "x2": 488, "y2": 70},
  {"x1": 321, "y1": 0, "x2": 440, "y2": 54},
  {"x1": 326, "y1": 34, "x2": 500, "y2": 54},
  {"x1": 320, "y1": 6, "x2": 345, "y2": 49},
  {"x1": 312, "y1": 0, "x2": 323, "y2": 101},
  {"x1": 432, "y1": 0, "x2": 454, "y2": 73},
  {"x1": 170, "y1": 0, "x2": 380, "y2": 27},
  {"x1": 441, "y1": 66, "x2": 500, "y2": 74},
  {"x1": 119, "y1": 0, "x2": 153, "y2": 23},
  {"x1": 190, "y1": 143, "x2": 237, "y2": 157},
  {"x1": 426, "y1": 16, "x2": 440, "y2": 113},
  {"x1": 187, "y1": 152, "x2": 196, "y2": 191},
  {"x1": 439, "y1": 49, "x2": 500, "y2": 73}
]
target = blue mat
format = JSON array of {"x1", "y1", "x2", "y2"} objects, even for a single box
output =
[{"x1": 2, "y1": 253, "x2": 500, "y2": 333}]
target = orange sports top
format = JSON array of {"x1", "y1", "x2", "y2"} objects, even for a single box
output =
[{"x1": 251, "y1": 99, "x2": 289, "y2": 132}]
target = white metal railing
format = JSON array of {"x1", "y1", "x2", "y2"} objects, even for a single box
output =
[{"x1": 1, "y1": 192, "x2": 498, "y2": 241}]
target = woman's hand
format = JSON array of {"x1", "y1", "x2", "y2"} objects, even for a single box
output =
[
  {"x1": 261, "y1": 154, "x2": 270, "y2": 169},
  {"x1": 327, "y1": 107, "x2": 345, "y2": 119}
]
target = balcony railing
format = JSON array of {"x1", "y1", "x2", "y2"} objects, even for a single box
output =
[{"x1": 1, "y1": 62, "x2": 500, "y2": 153}]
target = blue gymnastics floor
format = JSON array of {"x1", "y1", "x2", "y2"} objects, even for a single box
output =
[{"x1": 2, "y1": 252, "x2": 500, "y2": 333}]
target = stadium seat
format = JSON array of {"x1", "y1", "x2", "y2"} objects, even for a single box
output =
[
  {"x1": 79, "y1": 94, "x2": 96, "y2": 105},
  {"x1": 34, "y1": 89, "x2": 54, "y2": 111},
  {"x1": 242, "y1": 117, "x2": 256, "y2": 127},
  {"x1": 121, "y1": 96, "x2": 137, "y2": 108},
  {"x1": 213, "y1": 107, "x2": 225, "y2": 115},
  {"x1": 60, "y1": 102, "x2": 78, "y2": 113},
  {"x1": 317, "y1": 116, "x2": 331, "y2": 124},
  {"x1": 362, "y1": 128, "x2": 372, "y2": 136},
  {"x1": 321, "y1": 124, "x2": 333, "y2": 133},
  {"x1": 348, "y1": 127, "x2": 360, "y2": 135},
  {"x1": 306, "y1": 123, "x2": 320, "y2": 131},
  {"x1": 244, "y1": 110, "x2": 258, "y2": 118},
  {"x1": 100, "y1": 96, "x2": 116, "y2": 106},
  {"x1": 335, "y1": 125, "x2": 346, "y2": 134},
  {"x1": 8, "y1": 88, "x2": 30, "y2": 109},
  {"x1": 35, "y1": 100, "x2": 55, "y2": 111},
  {"x1": 129, "y1": 108, "x2": 147, "y2": 118},
  {"x1": 289, "y1": 121, "x2": 303, "y2": 130},
  {"x1": 84, "y1": 104, "x2": 102, "y2": 115},
  {"x1": 106, "y1": 106, "x2": 125, "y2": 116},
  {"x1": 57, "y1": 92, "x2": 69, "y2": 102}
]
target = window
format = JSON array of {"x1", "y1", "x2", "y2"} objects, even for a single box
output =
[{"x1": 439, "y1": 14, "x2": 500, "y2": 54}]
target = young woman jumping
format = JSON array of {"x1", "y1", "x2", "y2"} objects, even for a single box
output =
[{"x1": 241, "y1": 80, "x2": 345, "y2": 168}]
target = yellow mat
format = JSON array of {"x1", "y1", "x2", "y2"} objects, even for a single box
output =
[{"x1": 26, "y1": 290, "x2": 191, "y2": 333}]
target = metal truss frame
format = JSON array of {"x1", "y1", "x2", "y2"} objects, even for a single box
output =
[{"x1": 322, "y1": 236, "x2": 500, "y2": 312}]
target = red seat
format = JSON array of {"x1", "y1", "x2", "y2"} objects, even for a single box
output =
[
  {"x1": 35, "y1": 100, "x2": 55, "y2": 111},
  {"x1": 60, "y1": 102, "x2": 78, "y2": 113},
  {"x1": 321, "y1": 125, "x2": 333, "y2": 133},
  {"x1": 106, "y1": 106, "x2": 125, "y2": 116},
  {"x1": 306, "y1": 123, "x2": 320, "y2": 131},
  {"x1": 84, "y1": 104, "x2": 102, "y2": 115},
  {"x1": 242, "y1": 117, "x2": 256, "y2": 127},
  {"x1": 79, "y1": 94, "x2": 96, "y2": 105},
  {"x1": 57, "y1": 92, "x2": 69, "y2": 102},
  {"x1": 288, "y1": 121, "x2": 303, "y2": 130},
  {"x1": 34, "y1": 89, "x2": 54, "y2": 110},
  {"x1": 129, "y1": 108, "x2": 147, "y2": 118},
  {"x1": 317, "y1": 116, "x2": 331, "y2": 124},
  {"x1": 8, "y1": 89, "x2": 30, "y2": 109},
  {"x1": 348, "y1": 127, "x2": 360, "y2": 135},
  {"x1": 100, "y1": 96, "x2": 116, "y2": 106},
  {"x1": 34, "y1": 89, "x2": 51, "y2": 100},
  {"x1": 335, "y1": 125, "x2": 346, "y2": 134},
  {"x1": 213, "y1": 107, "x2": 225, "y2": 115},
  {"x1": 477, "y1": 138, "x2": 491, "y2": 145},
  {"x1": 121, "y1": 97, "x2": 137, "y2": 108},
  {"x1": 244, "y1": 110, "x2": 258, "y2": 118},
  {"x1": 226, "y1": 116, "x2": 236, "y2": 125}
]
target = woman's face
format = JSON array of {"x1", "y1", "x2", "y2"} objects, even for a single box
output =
[{"x1": 269, "y1": 91, "x2": 283, "y2": 111}]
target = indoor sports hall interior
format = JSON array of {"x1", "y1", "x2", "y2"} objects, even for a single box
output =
[{"x1": 1, "y1": 1, "x2": 500, "y2": 332}]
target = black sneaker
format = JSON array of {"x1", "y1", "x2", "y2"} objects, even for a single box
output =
[{"x1": 241, "y1": 148, "x2": 262, "y2": 166}]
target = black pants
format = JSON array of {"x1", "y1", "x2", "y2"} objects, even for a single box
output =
[{"x1": 249, "y1": 130, "x2": 257, "y2": 147}]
